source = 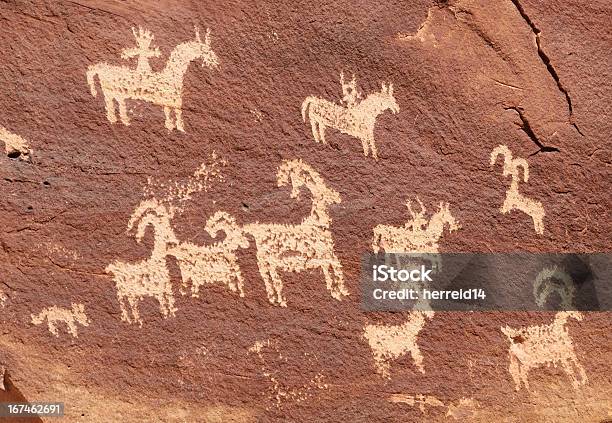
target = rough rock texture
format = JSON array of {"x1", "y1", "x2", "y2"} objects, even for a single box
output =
[{"x1": 0, "y1": 0, "x2": 610, "y2": 421}]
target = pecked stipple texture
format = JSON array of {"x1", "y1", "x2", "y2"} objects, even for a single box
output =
[{"x1": 0, "y1": 0, "x2": 610, "y2": 422}]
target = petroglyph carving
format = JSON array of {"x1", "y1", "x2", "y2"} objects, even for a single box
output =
[
  {"x1": 31, "y1": 303, "x2": 89, "y2": 337},
  {"x1": 389, "y1": 394, "x2": 479, "y2": 419},
  {"x1": 501, "y1": 311, "x2": 587, "y2": 391},
  {"x1": 388, "y1": 393, "x2": 444, "y2": 412},
  {"x1": 143, "y1": 152, "x2": 226, "y2": 207},
  {"x1": 372, "y1": 197, "x2": 460, "y2": 255},
  {"x1": 363, "y1": 311, "x2": 434, "y2": 378},
  {"x1": 302, "y1": 73, "x2": 399, "y2": 159},
  {"x1": 0, "y1": 126, "x2": 31, "y2": 160},
  {"x1": 169, "y1": 211, "x2": 249, "y2": 297},
  {"x1": 243, "y1": 159, "x2": 348, "y2": 306},
  {"x1": 490, "y1": 145, "x2": 544, "y2": 234},
  {"x1": 87, "y1": 26, "x2": 218, "y2": 131},
  {"x1": 0, "y1": 290, "x2": 6, "y2": 308},
  {"x1": 106, "y1": 157, "x2": 232, "y2": 324},
  {"x1": 106, "y1": 199, "x2": 179, "y2": 325},
  {"x1": 398, "y1": 8, "x2": 438, "y2": 46},
  {"x1": 248, "y1": 339, "x2": 328, "y2": 409},
  {"x1": 534, "y1": 266, "x2": 575, "y2": 309}
]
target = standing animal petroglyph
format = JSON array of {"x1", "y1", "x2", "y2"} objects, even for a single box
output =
[
  {"x1": 490, "y1": 145, "x2": 544, "y2": 234},
  {"x1": 0, "y1": 126, "x2": 31, "y2": 160},
  {"x1": 106, "y1": 199, "x2": 179, "y2": 325},
  {"x1": 169, "y1": 211, "x2": 249, "y2": 298},
  {"x1": 243, "y1": 159, "x2": 348, "y2": 307},
  {"x1": 372, "y1": 197, "x2": 460, "y2": 255},
  {"x1": 87, "y1": 27, "x2": 218, "y2": 131},
  {"x1": 534, "y1": 266, "x2": 575, "y2": 310},
  {"x1": 31, "y1": 303, "x2": 89, "y2": 338},
  {"x1": 363, "y1": 311, "x2": 434, "y2": 378},
  {"x1": 302, "y1": 73, "x2": 399, "y2": 159},
  {"x1": 501, "y1": 311, "x2": 587, "y2": 391}
]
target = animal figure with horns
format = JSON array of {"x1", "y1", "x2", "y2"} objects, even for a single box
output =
[
  {"x1": 243, "y1": 159, "x2": 349, "y2": 306},
  {"x1": 302, "y1": 73, "x2": 399, "y2": 159},
  {"x1": 87, "y1": 26, "x2": 218, "y2": 131}
]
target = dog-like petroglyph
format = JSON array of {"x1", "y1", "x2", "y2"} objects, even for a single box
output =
[
  {"x1": 0, "y1": 126, "x2": 31, "y2": 160},
  {"x1": 501, "y1": 311, "x2": 587, "y2": 391},
  {"x1": 490, "y1": 145, "x2": 544, "y2": 234},
  {"x1": 302, "y1": 73, "x2": 399, "y2": 159},
  {"x1": 365, "y1": 198, "x2": 459, "y2": 378},
  {"x1": 169, "y1": 211, "x2": 249, "y2": 298},
  {"x1": 363, "y1": 311, "x2": 434, "y2": 378},
  {"x1": 31, "y1": 303, "x2": 90, "y2": 338},
  {"x1": 243, "y1": 159, "x2": 348, "y2": 307},
  {"x1": 87, "y1": 26, "x2": 218, "y2": 131}
]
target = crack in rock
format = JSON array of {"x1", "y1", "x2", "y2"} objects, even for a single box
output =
[
  {"x1": 510, "y1": 0, "x2": 584, "y2": 137},
  {"x1": 504, "y1": 106, "x2": 560, "y2": 155}
]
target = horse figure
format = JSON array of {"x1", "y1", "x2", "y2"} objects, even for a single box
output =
[
  {"x1": 302, "y1": 76, "x2": 399, "y2": 159},
  {"x1": 87, "y1": 27, "x2": 218, "y2": 132},
  {"x1": 243, "y1": 159, "x2": 348, "y2": 306}
]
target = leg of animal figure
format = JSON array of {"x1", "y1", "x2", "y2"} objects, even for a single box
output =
[
  {"x1": 117, "y1": 293, "x2": 130, "y2": 323},
  {"x1": 257, "y1": 259, "x2": 277, "y2": 305},
  {"x1": 126, "y1": 295, "x2": 141, "y2": 326},
  {"x1": 368, "y1": 132, "x2": 378, "y2": 160},
  {"x1": 561, "y1": 360, "x2": 581, "y2": 388},
  {"x1": 572, "y1": 359, "x2": 588, "y2": 385},
  {"x1": 48, "y1": 320, "x2": 59, "y2": 337},
  {"x1": 104, "y1": 96, "x2": 117, "y2": 123},
  {"x1": 360, "y1": 137, "x2": 369, "y2": 157},
  {"x1": 66, "y1": 321, "x2": 78, "y2": 337},
  {"x1": 410, "y1": 345, "x2": 426, "y2": 373},
  {"x1": 163, "y1": 106, "x2": 174, "y2": 131},
  {"x1": 330, "y1": 260, "x2": 348, "y2": 298},
  {"x1": 175, "y1": 108, "x2": 184, "y2": 132},
  {"x1": 162, "y1": 281, "x2": 177, "y2": 317},
  {"x1": 375, "y1": 356, "x2": 391, "y2": 379},
  {"x1": 118, "y1": 99, "x2": 130, "y2": 125},
  {"x1": 508, "y1": 354, "x2": 522, "y2": 390},
  {"x1": 232, "y1": 262, "x2": 245, "y2": 297},
  {"x1": 519, "y1": 364, "x2": 530, "y2": 391},
  {"x1": 310, "y1": 118, "x2": 319, "y2": 143},
  {"x1": 269, "y1": 268, "x2": 287, "y2": 307},
  {"x1": 318, "y1": 122, "x2": 327, "y2": 144},
  {"x1": 533, "y1": 209, "x2": 544, "y2": 234}
]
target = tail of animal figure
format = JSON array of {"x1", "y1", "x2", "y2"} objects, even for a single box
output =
[
  {"x1": 86, "y1": 66, "x2": 99, "y2": 97},
  {"x1": 301, "y1": 96, "x2": 315, "y2": 122}
]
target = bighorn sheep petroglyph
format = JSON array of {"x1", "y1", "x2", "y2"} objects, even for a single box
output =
[
  {"x1": 31, "y1": 303, "x2": 89, "y2": 337},
  {"x1": 243, "y1": 159, "x2": 348, "y2": 307},
  {"x1": 302, "y1": 73, "x2": 399, "y2": 159},
  {"x1": 364, "y1": 311, "x2": 434, "y2": 378},
  {"x1": 169, "y1": 211, "x2": 249, "y2": 298},
  {"x1": 501, "y1": 311, "x2": 587, "y2": 391},
  {"x1": 490, "y1": 145, "x2": 544, "y2": 234},
  {"x1": 534, "y1": 266, "x2": 575, "y2": 310},
  {"x1": 87, "y1": 27, "x2": 218, "y2": 131},
  {"x1": 106, "y1": 199, "x2": 179, "y2": 325}
]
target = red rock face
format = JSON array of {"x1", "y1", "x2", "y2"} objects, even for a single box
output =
[{"x1": 0, "y1": 0, "x2": 610, "y2": 422}]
